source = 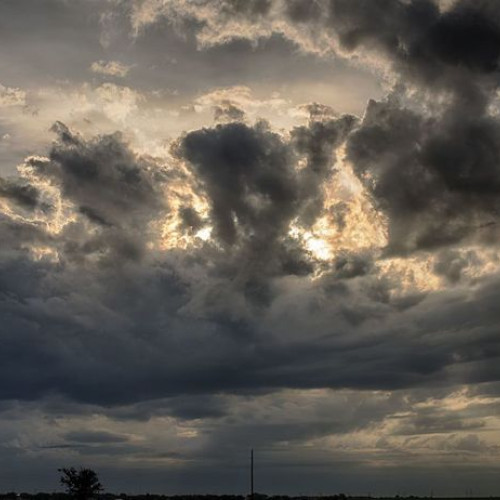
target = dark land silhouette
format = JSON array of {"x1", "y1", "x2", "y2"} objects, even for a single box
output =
[{"x1": 1, "y1": 493, "x2": 500, "y2": 500}]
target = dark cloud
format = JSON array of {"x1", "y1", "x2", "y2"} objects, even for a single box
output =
[
  {"x1": 3, "y1": 0, "x2": 500, "y2": 493},
  {"x1": 178, "y1": 206, "x2": 205, "y2": 233},
  {"x1": 78, "y1": 205, "x2": 113, "y2": 227},
  {"x1": 322, "y1": 0, "x2": 500, "y2": 87},
  {"x1": 2, "y1": 234, "x2": 499, "y2": 407},
  {"x1": 213, "y1": 101, "x2": 246, "y2": 122},
  {"x1": 64, "y1": 430, "x2": 130, "y2": 444},
  {"x1": 204, "y1": 0, "x2": 500, "y2": 253},
  {"x1": 84, "y1": 394, "x2": 230, "y2": 422},
  {"x1": 285, "y1": 0, "x2": 323, "y2": 23},
  {"x1": 346, "y1": 96, "x2": 500, "y2": 253},
  {"x1": 421, "y1": 113, "x2": 500, "y2": 197},
  {"x1": 291, "y1": 114, "x2": 356, "y2": 225},
  {"x1": 333, "y1": 252, "x2": 373, "y2": 280},
  {"x1": 2, "y1": 2, "x2": 500, "y2": 408},
  {"x1": 424, "y1": 5, "x2": 500, "y2": 73},
  {"x1": 326, "y1": 0, "x2": 434, "y2": 56},
  {"x1": 32, "y1": 122, "x2": 166, "y2": 230},
  {"x1": 176, "y1": 116, "x2": 355, "y2": 285},
  {"x1": 346, "y1": 97, "x2": 440, "y2": 252},
  {"x1": 433, "y1": 249, "x2": 478, "y2": 283},
  {"x1": 167, "y1": 0, "x2": 500, "y2": 253},
  {"x1": 391, "y1": 408, "x2": 485, "y2": 436},
  {"x1": 0, "y1": 178, "x2": 41, "y2": 210},
  {"x1": 4, "y1": 117, "x2": 500, "y2": 409},
  {"x1": 8, "y1": 122, "x2": 172, "y2": 265},
  {"x1": 0, "y1": 217, "x2": 51, "y2": 255},
  {"x1": 448, "y1": 433, "x2": 494, "y2": 453},
  {"x1": 178, "y1": 121, "x2": 298, "y2": 248},
  {"x1": 176, "y1": 121, "x2": 314, "y2": 295}
]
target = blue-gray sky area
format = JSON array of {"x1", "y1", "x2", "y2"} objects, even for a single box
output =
[{"x1": 2, "y1": 0, "x2": 500, "y2": 496}]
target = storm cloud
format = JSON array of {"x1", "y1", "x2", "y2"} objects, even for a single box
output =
[{"x1": 2, "y1": 0, "x2": 500, "y2": 495}]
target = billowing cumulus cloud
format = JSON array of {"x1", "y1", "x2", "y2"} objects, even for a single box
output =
[{"x1": 2, "y1": 0, "x2": 500, "y2": 495}]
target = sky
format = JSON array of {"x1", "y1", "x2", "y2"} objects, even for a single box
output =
[{"x1": 2, "y1": 0, "x2": 500, "y2": 496}]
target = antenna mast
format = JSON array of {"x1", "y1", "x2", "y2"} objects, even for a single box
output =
[{"x1": 250, "y1": 448, "x2": 254, "y2": 500}]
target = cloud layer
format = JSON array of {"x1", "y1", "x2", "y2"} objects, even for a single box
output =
[{"x1": 2, "y1": 0, "x2": 500, "y2": 495}]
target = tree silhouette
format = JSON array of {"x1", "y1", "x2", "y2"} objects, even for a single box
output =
[{"x1": 58, "y1": 467, "x2": 103, "y2": 500}]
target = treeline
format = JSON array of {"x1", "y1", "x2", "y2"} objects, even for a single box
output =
[
  {"x1": 0, "y1": 494, "x2": 377, "y2": 500},
  {"x1": 1, "y1": 495, "x2": 499, "y2": 500}
]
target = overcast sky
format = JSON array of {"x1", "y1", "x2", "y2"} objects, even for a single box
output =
[{"x1": 2, "y1": 0, "x2": 500, "y2": 496}]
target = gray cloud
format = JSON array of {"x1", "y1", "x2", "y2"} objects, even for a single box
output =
[
  {"x1": 37, "y1": 122, "x2": 166, "y2": 229},
  {"x1": 64, "y1": 430, "x2": 130, "y2": 444},
  {"x1": 0, "y1": 178, "x2": 41, "y2": 210},
  {"x1": 178, "y1": 121, "x2": 299, "y2": 248},
  {"x1": 176, "y1": 115, "x2": 355, "y2": 285},
  {"x1": 2, "y1": 0, "x2": 500, "y2": 494}
]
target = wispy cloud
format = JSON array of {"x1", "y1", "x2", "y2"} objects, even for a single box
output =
[{"x1": 90, "y1": 60, "x2": 133, "y2": 78}]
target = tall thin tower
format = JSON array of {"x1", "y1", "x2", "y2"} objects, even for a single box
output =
[{"x1": 250, "y1": 448, "x2": 254, "y2": 500}]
